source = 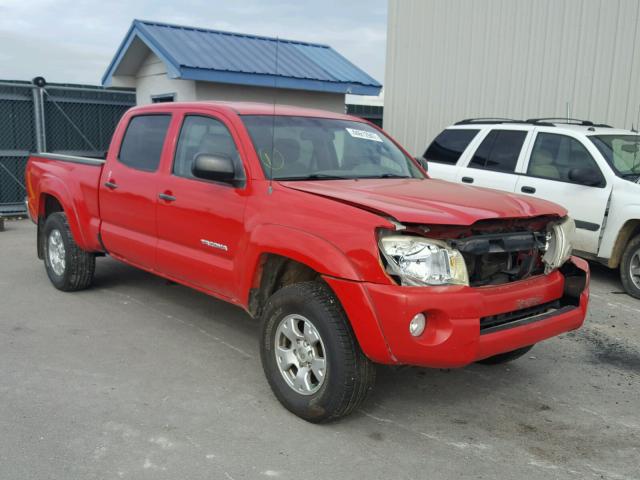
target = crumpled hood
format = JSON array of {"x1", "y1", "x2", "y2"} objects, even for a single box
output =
[{"x1": 280, "y1": 178, "x2": 566, "y2": 225}]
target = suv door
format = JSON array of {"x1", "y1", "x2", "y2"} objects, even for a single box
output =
[
  {"x1": 455, "y1": 128, "x2": 530, "y2": 192},
  {"x1": 423, "y1": 128, "x2": 481, "y2": 181},
  {"x1": 99, "y1": 114, "x2": 172, "y2": 269},
  {"x1": 516, "y1": 129, "x2": 612, "y2": 254},
  {"x1": 155, "y1": 113, "x2": 249, "y2": 300}
]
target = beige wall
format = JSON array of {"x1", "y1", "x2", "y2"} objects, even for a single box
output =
[
  {"x1": 133, "y1": 51, "x2": 196, "y2": 104},
  {"x1": 196, "y1": 82, "x2": 345, "y2": 113},
  {"x1": 123, "y1": 51, "x2": 345, "y2": 112},
  {"x1": 385, "y1": 0, "x2": 640, "y2": 155}
]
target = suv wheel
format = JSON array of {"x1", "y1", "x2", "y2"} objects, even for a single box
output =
[
  {"x1": 43, "y1": 212, "x2": 95, "y2": 291},
  {"x1": 259, "y1": 281, "x2": 375, "y2": 423},
  {"x1": 620, "y1": 234, "x2": 640, "y2": 299}
]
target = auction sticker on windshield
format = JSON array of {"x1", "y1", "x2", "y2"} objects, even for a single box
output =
[{"x1": 346, "y1": 128, "x2": 383, "y2": 142}]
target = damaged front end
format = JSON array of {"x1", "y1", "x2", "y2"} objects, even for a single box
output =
[{"x1": 379, "y1": 215, "x2": 576, "y2": 287}]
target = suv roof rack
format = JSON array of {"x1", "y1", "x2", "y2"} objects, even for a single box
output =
[
  {"x1": 526, "y1": 117, "x2": 613, "y2": 128},
  {"x1": 455, "y1": 118, "x2": 523, "y2": 125},
  {"x1": 455, "y1": 117, "x2": 614, "y2": 128},
  {"x1": 455, "y1": 118, "x2": 556, "y2": 127}
]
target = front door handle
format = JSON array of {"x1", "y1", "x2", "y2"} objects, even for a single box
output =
[
  {"x1": 104, "y1": 181, "x2": 118, "y2": 190},
  {"x1": 461, "y1": 176, "x2": 474, "y2": 184},
  {"x1": 158, "y1": 192, "x2": 177, "y2": 202},
  {"x1": 521, "y1": 186, "x2": 536, "y2": 194}
]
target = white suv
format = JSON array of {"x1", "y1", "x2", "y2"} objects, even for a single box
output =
[{"x1": 424, "y1": 118, "x2": 640, "y2": 298}]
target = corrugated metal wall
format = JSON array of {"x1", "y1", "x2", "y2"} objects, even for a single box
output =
[{"x1": 384, "y1": 0, "x2": 640, "y2": 155}]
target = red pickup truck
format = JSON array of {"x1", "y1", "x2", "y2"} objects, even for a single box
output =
[{"x1": 26, "y1": 102, "x2": 589, "y2": 422}]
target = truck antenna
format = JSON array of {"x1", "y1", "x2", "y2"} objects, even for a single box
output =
[
  {"x1": 268, "y1": 38, "x2": 280, "y2": 195},
  {"x1": 629, "y1": 105, "x2": 640, "y2": 172}
]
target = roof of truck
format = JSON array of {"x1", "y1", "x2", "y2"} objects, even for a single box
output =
[{"x1": 131, "y1": 101, "x2": 360, "y2": 121}]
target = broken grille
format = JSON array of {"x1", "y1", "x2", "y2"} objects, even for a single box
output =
[{"x1": 449, "y1": 231, "x2": 548, "y2": 287}]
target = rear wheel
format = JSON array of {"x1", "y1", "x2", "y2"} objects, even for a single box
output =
[
  {"x1": 260, "y1": 281, "x2": 375, "y2": 423},
  {"x1": 43, "y1": 212, "x2": 95, "y2": 291},
  {"x1": 477, "y1": 345, "x2": 534, "y2": 365},
  {"x1": 620, "y1": 234, "x2": 640, "y2": 299}
]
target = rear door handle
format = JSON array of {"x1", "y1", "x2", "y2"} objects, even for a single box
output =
[
  {"x1": 158, "y1": 192, "x2": 176, "y2": 202},
  {"x1": 104, "y1": 181, "x2": 118, "y2": 190},
  {"x1": 521, "y1": 186, "x2": 536, "y2": 194},
  {"x1": 461, "y1": 176, "x2": 474, "y2": 184}
]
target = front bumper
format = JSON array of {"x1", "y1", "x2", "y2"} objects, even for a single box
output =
[{"x1": 324, "y1": 256, "x2": 589, "y2": 368}]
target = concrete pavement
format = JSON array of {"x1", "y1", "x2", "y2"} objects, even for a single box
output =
[{"x1": 1, "y1": 219, "x2": 639, "y2": 479}]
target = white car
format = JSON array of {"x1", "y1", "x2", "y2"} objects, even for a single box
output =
[{"x1": 424, "y1": 118, "x2": 640, "y2": 298}]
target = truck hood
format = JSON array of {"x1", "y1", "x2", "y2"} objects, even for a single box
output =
[{"x1": 280, "y1": 178, "x2": 566, "y2": 225}]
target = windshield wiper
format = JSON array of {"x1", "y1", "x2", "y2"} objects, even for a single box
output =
[
  {"x1": 277, "y1": 173, "x2": 412, "y2": 181},
  {"x1": 276, "y1": 174, "x2": 353, "y2": 181},
  {"x1": 361, "y1": 173, "x2": 412, "y2": 179}
]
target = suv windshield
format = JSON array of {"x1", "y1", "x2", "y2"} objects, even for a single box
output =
[
  {"x1": 241, "y1": 115, "x2": 423, "y2": 180},
  {"x1": 590, "y1": 134, "x2": 640, "y2": 176}
]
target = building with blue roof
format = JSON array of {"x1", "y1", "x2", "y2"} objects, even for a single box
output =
[{"x1": 103, "y1": 19, "x2": 382, "y2": 111}]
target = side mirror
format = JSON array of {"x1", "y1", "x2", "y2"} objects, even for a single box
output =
[
  {"x1": 568, "y1": 167, "x2": 603, "y2": 187},
  {"x1": 192, "y1": 153, "x2": 236, "y2": 184},
  {"x1": 416, "y1": 157, "x2": 429, "y2": 172}
]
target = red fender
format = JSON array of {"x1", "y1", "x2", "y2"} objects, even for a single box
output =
[
  {"x1": 240, "y1": 224, "x2": 363, "y2": 296},
  {"x1": 36, "y1": 174, "x2": 102, "y2": 252},
  {"x1": 237, "y1": 224, "x2": 393, "y2": 362}
]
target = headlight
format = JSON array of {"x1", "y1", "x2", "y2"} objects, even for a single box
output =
[
  {"x1": 542, "y1": 216, "x2": 575, "y2": 273},
  {"x1": 379, "y1": 235, "x2": 469, "y2": 286}
]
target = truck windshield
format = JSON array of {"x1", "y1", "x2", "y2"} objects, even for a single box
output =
[
  {"x1": 590, "y1": 134, "x2": 640, "y2": 176},
  {"x1": 241, "y1": 115, "x2": 424, "y2": 180}
]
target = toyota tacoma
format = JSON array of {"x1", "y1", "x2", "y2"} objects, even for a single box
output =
[{"x1": 25, "y1": 102, "x2": 589, "y2": 422}]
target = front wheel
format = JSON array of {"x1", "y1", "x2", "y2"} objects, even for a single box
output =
[
  {"x1": 259, "y1": 281, "x2": 375, "y2": 423},
  {"x1": 43, "y1": 212, "x2": 95, "y2": 291},
  {"x1": 620, "y1": 234, "x2": 640, "y2": 299}
]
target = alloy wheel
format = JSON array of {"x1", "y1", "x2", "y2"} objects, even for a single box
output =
[
  {"x1": 47, "y1": 229, "x2": 66, "y2": 276},
  {"x1": 274, "y1": 314, "x2": 327, "y2": 395},
  {"x1": 630, "y1": 249, "x2": 640, "y2": 289}
]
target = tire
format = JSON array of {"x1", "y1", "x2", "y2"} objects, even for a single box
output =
[
  {"x1": 259, "y1": 281, "x2": 375, "y2": 423},
  {"x1": 620, "y1": 234, "x2": 640, "y2": 299},
  {"x1": 477, "y1": 345, "x2": 534, "y2": 365},
  {"x1": 43, "y1": 212, "x2": 95, "y2": 291}
]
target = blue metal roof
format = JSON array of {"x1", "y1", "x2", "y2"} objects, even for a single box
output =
[{"x1": 102, "y1": 20, "x2": 382, "y2": 95}]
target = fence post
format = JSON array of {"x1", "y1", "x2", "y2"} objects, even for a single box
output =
[{"x1": 31, "y1": 83, "x2": 46, "y2": 153}]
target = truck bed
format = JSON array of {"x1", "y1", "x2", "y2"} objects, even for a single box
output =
[
  {"x1": 30, "y1": 152, "x2": 106, "y2": 167},
  {"x1": 26, "y1": 152, "x2": 105, "y2": 253}
]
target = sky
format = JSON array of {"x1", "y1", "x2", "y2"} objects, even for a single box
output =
[{"x1": 0, "y1": 0, "x2": 387, "y2": 86}]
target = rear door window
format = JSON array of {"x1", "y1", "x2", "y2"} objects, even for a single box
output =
[
  {"x1": 118, "y1": 115, "x2": 171, "y2": 172},
  {"x1": 469, "y1": 130, "x2": 527, "y2": 172},
  {"x1": 423, "y1": 129, "x2": 479, "y2": 164}
]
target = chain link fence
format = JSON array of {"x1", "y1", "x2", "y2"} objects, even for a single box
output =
[
  {"x1": 0, "y1": 83, "x2": 35, "y2": 213},
  {"x1": 0, "y1": 80, "x2": 135, "y2": 215}
]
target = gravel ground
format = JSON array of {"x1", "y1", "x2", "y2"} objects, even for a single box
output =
[{"x1": 1, "y1": 219, "x2": 639, "y2": 480}]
